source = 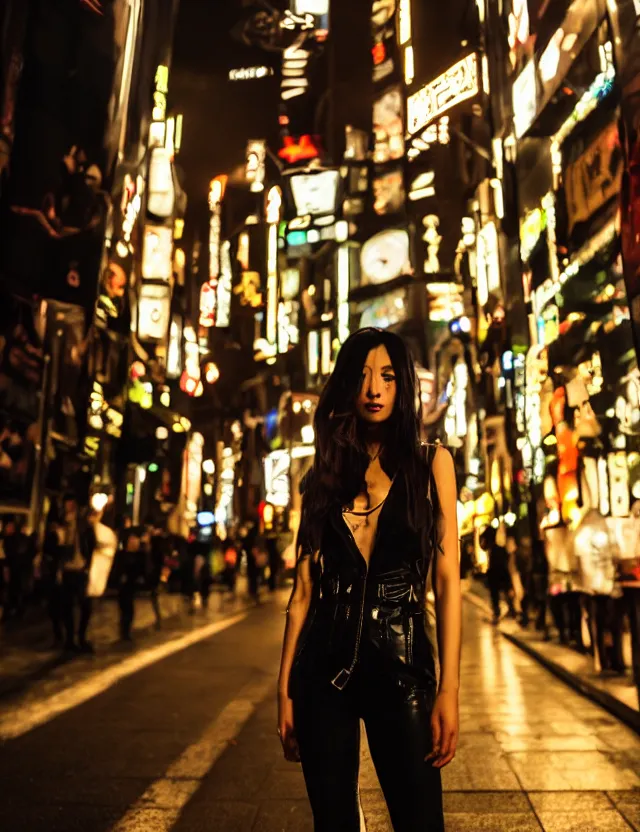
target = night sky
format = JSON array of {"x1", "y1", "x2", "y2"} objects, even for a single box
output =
[{"x1": 170, "y1": 0, "x2": 280, "y2": 208}]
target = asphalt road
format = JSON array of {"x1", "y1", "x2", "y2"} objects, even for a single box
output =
[{"x1": 1, "y1": 596, "x2": 639, "y2": 832}]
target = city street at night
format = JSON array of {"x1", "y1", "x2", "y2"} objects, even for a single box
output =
[
  {"x1": 1, "y1": 0, "x2": 640, "y2": 829},
  {"x1": 0, "y1": 598, "x2": 639, "y2": 832}
]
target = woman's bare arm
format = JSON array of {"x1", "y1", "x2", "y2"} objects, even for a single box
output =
[
  {"x1": 278, "y1": 552, "x2": 314, "y2": 696},
  {"x1": 428, "y1": 445, "x2": 461, "y2": 767},
  {"x1": 432, "y1": 445, "x2": 461, "y2": 692},
  {"x1": 277, "y1": 552, "x2": 314, "y2": 761}
]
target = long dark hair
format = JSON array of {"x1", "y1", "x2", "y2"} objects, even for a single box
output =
[{"x1": 299, "y1": 328, "x2": 434, "y2": 554}]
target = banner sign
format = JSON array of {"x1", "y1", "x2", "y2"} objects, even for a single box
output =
[
  {"x1": 564, "y1": 121, "x2": 623, "y2": 234},
  {"x1": 407, "y1": 53, "x2": 478, "y2": 135}
]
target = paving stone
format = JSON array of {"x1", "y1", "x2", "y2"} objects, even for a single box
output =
[
  {"x1": 251, "y1": 799, "x2": 313, "y2": 831},
  {"x1": 173, "y1": 800, "x2": 258, "y2": 832},
  {"x1": 5, "y1": 596, "x2": 640, "y2": 832},
  {"x1": 443, "y1": 812, "x2": 542, "y2": 831},
  {"x1": 529, "y1": 792, "x2": 615, "y2": 812},
  {"x1": 537, "y1": 810, "x2": 634, "y2": 831},
  {"x1": 443, "y1": 792, "x2": 531, "y2": 813}
]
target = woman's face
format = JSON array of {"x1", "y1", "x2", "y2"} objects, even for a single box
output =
[{"x1": 355, "y1": 344, "x2": 397, "y2": 424}]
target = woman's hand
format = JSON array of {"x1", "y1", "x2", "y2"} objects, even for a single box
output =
[
  {"x1": 426, "y1": 689, "x2": 459, "y2": 768},
  {"x1": 277, "y1": 692, "x2": 300, "y2": 763}
]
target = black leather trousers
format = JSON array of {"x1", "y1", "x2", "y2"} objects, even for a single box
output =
[{"x1": 292, "y1": 641, "x2": 445, "y2": 832}]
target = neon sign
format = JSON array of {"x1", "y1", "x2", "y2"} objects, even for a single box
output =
[
  {"x1": 266, "y1": 187, "x2": 282, "y2": 348},
  {"x1": 278, "y1": 134, "x2": 321, "y2": 163},
  {"x1": 217, "y1": 241, "x2": 232, "y2": 328},
  {"x1": 229, "y1": 67, "x2": 273, "y2": 81},
  {"x1": 407, "y1": 54, "x2": 479, "y2": 135},
  {"x1": 281, "y1": 38, "x2": 311, "y2": 101},
  {"x1": 281, "y1": 11, "x2": 315, "y2": 31},
  {"x1": 199, "y1": 282, "x2": 216, "y2": 328},
  {"x1": 398, "y1": 0, "x2": 412, "y2": 45},
  {"x1": 152, "y1": 65, "x2": 169, "y2": 123}
]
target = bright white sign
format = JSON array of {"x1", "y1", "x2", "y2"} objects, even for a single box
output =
[
  {"x1": 476, "y1": 221, "x2": 500, "y2": 307},
  {"x1": 264, "y1": 450, "x2": 291, "y2": 508},
  {"x1": 289, "y1": 170, "x2": 339, "y2": 216},
  {"x1": 281, "y1": 39, "x2": 311, "y2": 101},
  {"x1": 147, "y1": 147, "x2": 175, "y2": 219},
  {"x1": 513, "y1": 59, "x2": 537, "y2": 138},
  {"x1": 217, "y1": 241, "x2": 232, "y2": 328},
  {"x1": 399, "y1": 0, "x2": 412, "y2": 45},
  {"x1": 229, "y1": 67, "x2": 273, "y2": 81},
  {"x1": 209, "y1": 208, "x2": 221, "y2": 281},
  {"x1": 361, "y1": 229, "x2": 412, "y2": 285},
  {"x1": 138, "y1": 283, "x2": 171, "y2": 342},
  {"x1": 407, "y1": 54, "x2": 479, "y2": 135},
  {"x1": 142, "y1": 226, "x2": 173, "y2": 281},
  {"x1": 293, "y1": 0, "x2": 329, "y2": 13}
]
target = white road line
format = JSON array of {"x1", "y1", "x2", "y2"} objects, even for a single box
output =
[
  {"x1": 0, "y1": 612, "x2": 248, "y2": 741},
  {"x1": 110, "y1": 674, "x2": 275, "y2": 832}
]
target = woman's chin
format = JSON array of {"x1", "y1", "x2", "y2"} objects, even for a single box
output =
[{"x1": 358, "y1": 410, "x2": 389, "y2": 424}]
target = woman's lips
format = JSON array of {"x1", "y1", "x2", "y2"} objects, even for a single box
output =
[{"x1": 365, "y1": 403, "x2": 383, "y2": 412}]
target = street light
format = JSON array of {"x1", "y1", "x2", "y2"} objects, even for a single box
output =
[{"x1": 203, "y1": 458, "x2": 215, "y2": 475}]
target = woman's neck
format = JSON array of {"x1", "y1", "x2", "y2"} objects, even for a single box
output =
[{"x1": 362, "y1": 424, "x2": 386, "y2": 459}]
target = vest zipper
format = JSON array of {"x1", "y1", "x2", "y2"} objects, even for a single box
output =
[{"x1": 331, "y1": 530, "x2": 368, "y2": 690}]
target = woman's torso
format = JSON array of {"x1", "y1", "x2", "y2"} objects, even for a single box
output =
[{"x1": 291, "y1": 456, "x2": 438, "y2": 695}]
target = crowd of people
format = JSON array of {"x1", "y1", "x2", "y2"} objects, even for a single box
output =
[
  {"x1": 0, "y1": 500, "x2": 286, "y2": 653},
  {"x1": 460, "y1": 526, "x2": 550, "y2": 634}
]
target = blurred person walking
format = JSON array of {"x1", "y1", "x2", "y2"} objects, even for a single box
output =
[
  {"x1": 117, "y1": 528, "x2": 143, "y2": 642},
  {"x1": 43, "y1": 510, "x2": 64, "y2": 645},
  {"x1": 146, "y1": 526, "x2": 166, "y2": 629},
  {"x1": 59, "y1": 495, "x2": 96, "y2": 652},
  {"x1": 244, "y1": 521, "x2": 261, "y2": 604},
  {"x1": 1, "y1": 517, "x2": 29, "y2": 621},
  {"x1": 222, "y1": 538, "x2": 239, "y2": 596},
  {"x1": 278, "y1": 329, "x2": 461, "y2": 832},
  {"x1": 193, "y1": 539, "x2": 212, "y2": 612},
  {"x1": 481, "y1": 526, "x2": 516, "y2": 624}
]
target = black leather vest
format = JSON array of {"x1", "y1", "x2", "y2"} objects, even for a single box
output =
[{"x1": 289, "y1": 463, "x2": 439, "y2": 696}]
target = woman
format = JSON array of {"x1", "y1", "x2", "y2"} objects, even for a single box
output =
[{"x1": 277, "y1": 329, "x2": 461, "y2": 832}]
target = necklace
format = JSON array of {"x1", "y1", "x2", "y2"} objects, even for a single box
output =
[{"x1": 342, "y1": 495, "x2": 387, "y2": 535}]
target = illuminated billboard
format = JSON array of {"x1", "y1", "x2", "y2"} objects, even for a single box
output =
[
  {"x1": 289, "y1": 169, "x2": 340, "y2": 217},
  {"x1": 373, "y1": 86, "x2": 404, "y2": 163},
  {"x1": 138, "y1": 283, "x2": 171, "y2": 342},
  {"x1": 407, "y1": 53, "x2": 479, "y2": 135},
  {"x1": 361, "y1": 229, "x2": 412, "y2": 285}
]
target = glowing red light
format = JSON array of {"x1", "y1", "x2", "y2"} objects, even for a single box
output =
[
  {"x1": 278, "y1": 134, "x2": 321, "y2": 164},
  {"x1": 130, "y1": 360, "x2": 146, "y2": 380},
  {"x1": 372, "y1": 42, "x2": 386, "y2": 66}
]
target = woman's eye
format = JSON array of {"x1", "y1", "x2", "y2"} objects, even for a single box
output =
[{"x1": 383, "y1": 375, "x2": 396, "y2": 383}]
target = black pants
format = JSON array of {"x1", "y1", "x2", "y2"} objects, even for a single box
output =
[
  {"x1": 488, "y1": 575, "x2": 515, "y2": 620},
  {"x1": 49, "y1": 580, "x2": 63, "y2": 642},
  {"x1": 149, "y1": 585, "x2": 161, "y2": 625},
  {"x1": 293, "y1": 644, "x2": 444, "y2": 832},
  {"x1": 61, "y1": 571, "x2": 92, "y2": 647},
  {"x1": 118, "y1": 584, "x2": 135, "y2": 639},
  {"x1": 589, "y1": 594, "x2": 625, "y2": 673}
]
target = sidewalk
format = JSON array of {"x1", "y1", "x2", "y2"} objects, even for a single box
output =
[
  {"x1": 466, "y1": 580, "x2": 640, "y2": 733},
  {"x1": 0, "y1": 578, "x2": 262, "y2": 701},
  {"x1": 170, "y1": 599, "x2": 640, "y2": 832}
]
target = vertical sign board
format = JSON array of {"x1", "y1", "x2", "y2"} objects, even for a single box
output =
[
  {"x1": 370, "y1": 0, "x2": 407, "y2": 227},
  {"x1": 266, "y1": 187, "x2": 283, "y2": 349},
  {"x1": 618, "y1": 6, "x2": 640, "y2": 364}
]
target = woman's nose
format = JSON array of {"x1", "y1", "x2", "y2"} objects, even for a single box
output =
[{"x1": 366, "y1": 379, "x2": 381, "y2": 398}]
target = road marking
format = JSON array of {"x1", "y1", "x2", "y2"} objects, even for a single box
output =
[
  {"x1": 0, "y1": 612, "x2": 248, "y2": 741},
  {"x1": 109, "y1": 675, "x2": 275, "y2": 832}
]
